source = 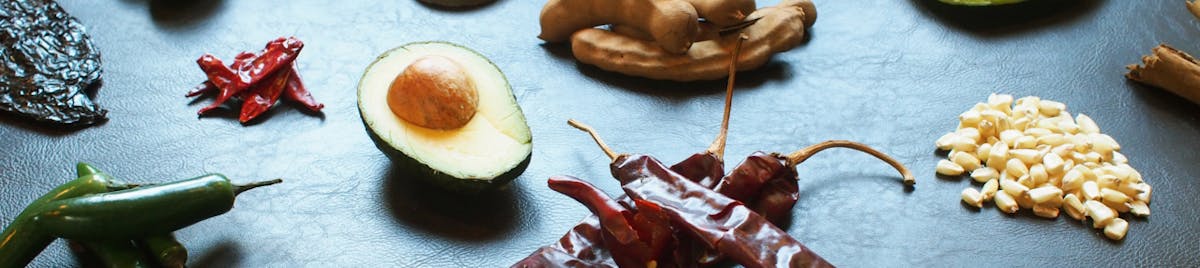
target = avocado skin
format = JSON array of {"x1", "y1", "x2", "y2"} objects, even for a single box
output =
[{"x1": 362, "y1": 117, "x2": 532, "y2": 194}]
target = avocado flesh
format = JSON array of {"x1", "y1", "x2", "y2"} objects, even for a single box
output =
[{"x1": 358, "y1": 42, "x2": 532, "y2": 192}]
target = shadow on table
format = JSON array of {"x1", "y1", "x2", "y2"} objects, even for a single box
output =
[
  {"x1": 1126, "y1": 80, "x2": 1200, "y2": 127},
  {"x1": 910, "y1": 0, "x2": 1105, "y2": 37},
  {"x1": 189, "y1": 241, "x2": 242, "y2": 267},
  {"x1": 381, "y1": 163, "x2": 523, "y2": 242},
  {"x1": 417, "y1": 0, "x2": 507, "y2": 12},
  {"x1": 119, "y1": 0, "x2": 225, "y2": 30},
  {"x1": 539, "y1": 40, "x2": 795, "y2": 100}
]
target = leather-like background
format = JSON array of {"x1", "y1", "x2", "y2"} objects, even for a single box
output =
[{"x1": 2, "y1": 0, "x2": 1199, "y2": 266}]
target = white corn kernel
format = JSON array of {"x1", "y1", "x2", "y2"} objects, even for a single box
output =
[
  {"x1": 976, "y1": 143, "x2": 992, "y2": 162},
  {"x1": 1043, "y1": 153, "x2": 1065, "y2": 175},
  {"x1": 1000, "y1": 179, "x2": 1030, "y2": 197},
  {"x1": 1038, "y1": 100, "x2": 1065, "y2": 117},
  {"x1": 962, "y1": 188, "x2": 984, "y2": 208},
  {"x1": 1029, "y1": 186, "x2": 1064, "y2": 206},
  {"x1": 988, "y1": 93, "x2": 1014, "y2": 113},
  {"x1": 1016, "y1": 192, "x2": 1035, "y2": 209},
  {"x1": 981, "y1": 179, "x2": 999, "y2": 200},
  {"x1": 1097, "y1": 174, "x2": 1120, "y2": 190},
  {"x1": 936, "y1": 159, "x2": 965, "y2": 176},
  {"x1": 1024, "y1": 127, "x2": 1052, "y2": 138},
  {"x1": 950, "y1": 136, "x2": 978, "y2": 152},
  {"x1": 1061, "y1": 169, "x2": 1085, "y2": 192},
  {"x1": 1104, "y1": 218, "x2": 1128, "y2": 240},
  {"x1": 1129, "y1": 201, "x2": 1150, "y2": 217},
  {"x1": 935, "y1": 132, "x2": 958, "y2": 151},
  {"x1": 1082, "y1": 181, "x2": 1101, "y2": 201},
  {"x1": 1010, "y1": 149, "x2": 1041, "y2": 165},
  {"x1": 971, "y1": 167, "x2": 999, "y2": 183},
  {"x1": 995, "y1": 190, "x2": 1019, "y2": 214},
  {"x1": 1005, "y1": 158, "x2": 1028, "y2": 178},
  {"x1": 1029, "y1": 164, "x2": 1049, "y2": 185},
  {"x1": 1103, "y1": 198, "x2": 1130, "y2": 213},
  {"x1": 952, "y1": 151, "x2": 982, "y2": 171},
  {"x1": 1014, "y1": 136, "x2": 1037, "y2": 149},
  {"x1": 1100, "y1": 188, "x2": 1130, "y2": 204},
  {"x1": 1036, "y1": 134, "x2": 1067, "y2": 146},
  {"x1": 1111, "y1": 151, "x2": 1128, "y2": 164},
  {"x1": 1135, "y1": 184, "x2": 1152, "y2": 203},
  {"x1": 1063, "y1": 194, "x2": 1086, "y2": 221},
  {"x1": 1084, "y1": 151, "x2": 1103, "y2": 164},
  {"x1": 960, "y1": 110, "x2": 983, "y2": 126},
  {"x1": 1076, "y1": 114, "x2": 1100, "y2": 134},
  {"x1": 1033, "y1": 205, "x2": 1059, "y2": 219},
  {"x1": 1011, "y1": 117, "x2": 1032, "y2": 130},
  {"x1": 957, "y1": 127, "x2": 981, "y2": 142},
  {"x1": 1058, "y1": 120, "x2": 1080, "y2": 134},
  {"x1": 988, "y1": 142, "x2": 1008, "y2": 170},
  {"x1": 1000, "y1": 130, "x2": 1023, "y2": 147},
  {"x1": 1085, "y1": 200, "x2": 1115, "y2": 229}
]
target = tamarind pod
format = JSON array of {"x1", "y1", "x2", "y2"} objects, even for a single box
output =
[
  {"x1": 683, "y1": 0, "x2": 756, "y2": 27},
  {"x1": 538, "y1": 0, "x2": 699, "y2": 54},
  {"x1": 570, "y1": 1, "x2": 813, "y2": 81}
]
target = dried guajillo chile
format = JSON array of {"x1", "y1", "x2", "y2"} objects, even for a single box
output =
[
  {"x1": 0, "y1": 0, "x2": 107, "y2": 125},
  {"x1": 515, "y1": 38, "x2": 749, "y2": 267},
  {"x1": 187, "y1": 37, "x2": 325, "y2": 123},
  {"x1": 0, "y1": 163, "x2": 133, "y2": 267}
]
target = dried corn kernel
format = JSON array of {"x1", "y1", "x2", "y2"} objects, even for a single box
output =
[
  {"x1": 1085, "y1": 200, "x2": 1115, "y2": 229},
  {"x1": 936, "y1": 159, "x2": 965, "y2": 176},
  {"x1": 962, "y1": 188, "x2": 984, "y2": 208},
  {"x1": 1029, "y1": 186, "x2": 1063, "y2": 206},
  {"x1": 971, "y1": 167, "x2": 999, "y2": 183},
  {"x1": 952, "y1": 151, "x2": 982, "y2": 171},
  {"x1": 1104, "y1": 218, "x2": 1128, "y2": 240},
  {"x1": 1129, "y1": 201, "x2": 1150, "y2": 217},
  {"x1": 995, "y1": 190, "x2": 1019, "y2": 214},
  {"x1": 1033, "y1": 205, "x2": 1059, "y2": 218},
  {"x1": 981, "y1": 179, "x2": 999, "y2": 200},
  {"x1": 1063, "y1": 194, "x2": 1086, "y2": 221}
]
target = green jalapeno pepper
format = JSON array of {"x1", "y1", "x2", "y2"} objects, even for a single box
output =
[
  {"x1": 83, "y1": 239, "x2": 155, "y2": 268},
  {"x1": 138, "y1": 233, "x2": 187, "y2": 268},
  {"x1": 0, "y1": 163, "x2": 130, "y2": 267},
  {"x1": 30, "y1": 174, "x2": 280, "y2": 240}
]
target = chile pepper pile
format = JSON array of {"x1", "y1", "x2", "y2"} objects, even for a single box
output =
[
  {"x1": 0, "y1": 163, "x2": 280, "y2": 267},
  {"x1": 513, "y1": 38, "x2": 916, "y2": 268},
  {"x1": 186, "y1": 37, "x2": 325, "y2": 123}
]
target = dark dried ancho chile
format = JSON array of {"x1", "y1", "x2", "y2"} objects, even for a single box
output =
[{"x1": 0, "y1": 0, "x2": 106, "y2": 125}]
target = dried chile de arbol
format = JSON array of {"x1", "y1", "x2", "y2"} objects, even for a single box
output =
[
  {"x1": 0, "y1": 0, "x2": 106, "y2": 125},
  {"x1": 187, "y1": 37, "x2": 324, "y2": 123}
]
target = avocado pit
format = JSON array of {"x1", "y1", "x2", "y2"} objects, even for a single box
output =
[{"x1": 387, "y1": 55, "x2": 479, "y2": 130}]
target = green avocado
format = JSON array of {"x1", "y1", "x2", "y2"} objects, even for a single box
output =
[{"x1": 358, "y1": 42, "x2": 532, "y2": 193}]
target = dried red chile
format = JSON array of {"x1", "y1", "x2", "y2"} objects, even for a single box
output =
[{"x1": 187, "y1": 37, "x2": 324, "y2": 123}]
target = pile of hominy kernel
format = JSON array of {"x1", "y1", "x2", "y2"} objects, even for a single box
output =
[{"x1": 935, "y1": 94, "x2": 1151, "y2": 241}]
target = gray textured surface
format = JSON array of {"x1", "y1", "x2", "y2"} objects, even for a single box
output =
[{"x1": 2, "y1": 0, "x2": 1199, "y2": 266}]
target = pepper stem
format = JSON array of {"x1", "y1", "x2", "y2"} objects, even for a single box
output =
[
  {"x1": 234, "y1": 179, "x2": 284, "y2": 195},
  {"x1": 705, "y1": 34, "x2": 749, "y2": 160},
  {"x1": 568, "y1": 119, "x2": 623, "y2": 161},
  {"x1": 785, "y1": 140, "x2": 915, "y2": 185}
]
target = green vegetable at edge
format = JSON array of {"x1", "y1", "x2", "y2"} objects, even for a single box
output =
[
  {"x1": 0, "y1": 163, "x2": 129, "y2": 267},
  {"x1": 30, "y1": 174, "x2": 281, "y2": 241},
  {"x1": 938, "y1": 0, "x2": 1027, "y2": 6},
  {"x1": 138, "y1": 233, "x2": 187, "y2": 268},
  {"x1": 83, "y1": 240, "x2": 154, "y2": 268}
]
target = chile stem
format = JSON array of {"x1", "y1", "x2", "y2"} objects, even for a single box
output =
[
  {"x1": 785, "y1": 140, "x2": 916, "y2": 185},
  {"x1": 568, "y1": 119, "x2": 623, "y2": 161},
  {"x1": 234, "y1": 179, "x2": 283, "y2": 195},
  {"x1": 705, "y1": 34, "x2": 749, "y2": 160}
]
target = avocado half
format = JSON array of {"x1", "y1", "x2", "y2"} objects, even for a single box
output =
[{"x1": 358, "y1": 42, "x2": 532, "y2": 193}]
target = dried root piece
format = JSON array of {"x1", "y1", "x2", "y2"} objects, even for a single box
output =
[
  {"x1": 570, "y1": 0, "x2": 816, "y2": 81},
  {"x1": 1125, "y1": 44, "x2": 1200, "y2": 105}
]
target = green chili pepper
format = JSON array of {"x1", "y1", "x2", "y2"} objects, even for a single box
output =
[
  {"x1": 138, "y1": 233, "x2": 187, "y2": 268},
  {"x1": 0, "y1": 163, "x2": 129, "y2": 267},
  {"x1": 81, "y1": 240, "x2": 155, "y2": 268},
  {"x1": 30, "y1": 174, "x2": 280, "y2": 240}
]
